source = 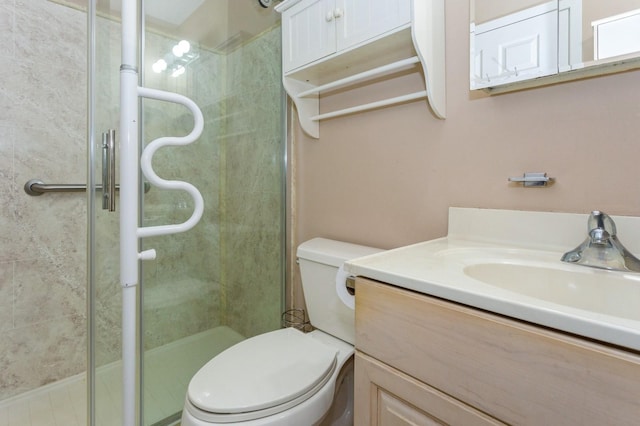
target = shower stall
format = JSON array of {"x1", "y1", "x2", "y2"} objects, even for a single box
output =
[{"x1": 0, "y1": 0, "x2": 284, "y2": 425}]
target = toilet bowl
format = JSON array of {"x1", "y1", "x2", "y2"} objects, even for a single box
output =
[
  {"x1": 182, "y1": 329, "x2": 353, "y2": 425},
  {"x1": 181, "y1": 238, "x2": 382, "y2": 426}
]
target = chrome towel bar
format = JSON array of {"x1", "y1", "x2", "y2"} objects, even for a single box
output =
[
  {"x1": 508, "y1": 172, "x2": 554, "y2": 187},
  {"x1": 24, "y1": 179, "x2": 150, "y2": 196}
]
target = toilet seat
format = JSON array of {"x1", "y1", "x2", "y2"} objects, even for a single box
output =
[{"x1": 186, "y1": 328, "x2": 338, "y2": 423}]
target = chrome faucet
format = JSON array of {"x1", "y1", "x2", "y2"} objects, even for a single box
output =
[{"x1": 561, "y1": 211, "x2": 640, "y2": 272}]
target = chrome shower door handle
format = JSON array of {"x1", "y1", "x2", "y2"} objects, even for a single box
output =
[
  {"x1": 101, "y1": 132, "x2": 108, "y2": 209},
  {"x1": 102, "y1": 129, "x2": 116, "y2": 211}
]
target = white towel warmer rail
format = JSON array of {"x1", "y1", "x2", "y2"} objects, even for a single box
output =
[{"x1": 120, "y1": 2, "x2": 204, "y2": 425}]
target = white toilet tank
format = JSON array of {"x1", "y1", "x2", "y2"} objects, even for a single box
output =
[{"x1": 296, "y1": 238, "x2": 383, "y2": 345}]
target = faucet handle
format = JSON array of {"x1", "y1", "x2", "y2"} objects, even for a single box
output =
[{"x1": 588, "y1": 210, "x2": 617, "y2": 236}]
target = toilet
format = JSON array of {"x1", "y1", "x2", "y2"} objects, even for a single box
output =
[{"x1": 181, "y1": 238, "x2": 382, "y2": 426}]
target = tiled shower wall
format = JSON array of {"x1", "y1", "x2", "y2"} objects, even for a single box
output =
[
  {"x1": 95, "y1": 22, "x2": 285, "y2": 364},
  {"x1": 0, "y1": 0, "x2": 283, "y2": 401},
  {"x1": 0, "y1": 0, "x2": 87, "y2": 400},
  {"x1": 222, "y1": 27, "x2": 284, "y2": 338},
  {"x1": 138, "y1": 32, "x2": 226, "y2": 355},
  {"x1": 88, "y1": 7, "x2": 230, "y2": 366},
  {"x1": 140, "y1": 25, "x2": 285, "y2": 346}
]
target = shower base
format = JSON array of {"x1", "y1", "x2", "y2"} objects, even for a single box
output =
[{"x1": 0, "y1": 326, "x2": 244, "y2": 426}]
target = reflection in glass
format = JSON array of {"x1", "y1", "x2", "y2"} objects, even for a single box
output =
[{"x1": 470, "y1": 0, "x2": 640, "y2": 90}]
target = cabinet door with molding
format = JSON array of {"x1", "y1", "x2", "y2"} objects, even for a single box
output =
[
  {"x1": 337, "y1": 0, "x2": 411, "y2": 51},
  {"x1": 471, "y1": 2, "x2": 558, "y2": 89},
  {"x1": 282, "y1": 0, "x2": 337, "y2": 72},
  {"x1": 355, "y1": 352, "x2": 506, "y2": 426}
]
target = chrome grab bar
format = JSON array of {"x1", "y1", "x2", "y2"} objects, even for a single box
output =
[{"x1": 24, "y1": 179, "x2": 151, "y2": 196}]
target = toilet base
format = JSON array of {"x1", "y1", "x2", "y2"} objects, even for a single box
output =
[{"x1": 319, "y1": 358, "x2": 353, "y2": 426}]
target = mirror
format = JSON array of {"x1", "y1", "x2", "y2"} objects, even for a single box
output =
[{"x1": 470, "y1": 0, "x2": 640, "y2": 91}]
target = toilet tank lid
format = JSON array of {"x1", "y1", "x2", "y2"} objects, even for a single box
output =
[{"x1": 296, "y1": 238, "x2": 383, "y2": 267}]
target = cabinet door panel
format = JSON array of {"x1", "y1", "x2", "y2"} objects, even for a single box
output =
[
  {"x1": 471, "y1": 3, "x2": 558, "y2": 89},
  {"x1": 355, "y1": 352, "x2": 506, "y2": 426},
  {"x1": 593, "y1": 10, "x2": 640, "y2": 60},
  {"x1": 378, "y1": 390, "x2": 444, "y2": 426},
  {"x1": 337, "y1": 0, "x2": 411, "y2": 51},
  {"x1": 282, "y1": 0, "x2": 336, "y2": 72}
]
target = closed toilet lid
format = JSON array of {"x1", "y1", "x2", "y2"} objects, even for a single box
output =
[{"x1": 188, "y1": 328, "x2": 338, "y2": 415}]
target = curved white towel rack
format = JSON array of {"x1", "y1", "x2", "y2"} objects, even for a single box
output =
[
  {"x1": 119, "y1": 3, "x2": 205, "y2": 424},
  {"x1": 137, "y1": 86, "x2": 205, "y2": 239}
]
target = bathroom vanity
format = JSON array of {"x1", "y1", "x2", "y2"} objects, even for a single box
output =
[
  {"x1": 354, "y1": 278, "x2": 640, "y2": 425},
  {"x1": 347, "y1": 208, "x2": 640, "y2": 425}
]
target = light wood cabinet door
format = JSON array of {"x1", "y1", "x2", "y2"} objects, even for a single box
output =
[
  {"x1": 355, "y1": 352, "x2": 506, "y2": 426},
  {"x1": 378, "y1": 390, "x2": 441, "y2": 426}
]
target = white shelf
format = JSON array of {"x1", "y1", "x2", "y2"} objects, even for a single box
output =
[{"x1": 277, "y1": 0, "x2": 446, "y2": 139}]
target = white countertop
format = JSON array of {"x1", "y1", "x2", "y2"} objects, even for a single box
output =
[{"x1": 345, "y1": 208, "x2": 640, "y2": 352}]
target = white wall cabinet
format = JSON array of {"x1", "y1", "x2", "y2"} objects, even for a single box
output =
[
  {"x1": 592, "y1": 8, "x2": 640, "y2": 61},
  {"x1": 282, "y1": 0, "x2": 411, "y2": 73},
  {"x1": 337, "y1": 0, "x2": 411, "y2": 53},
  {"x1": 471, "y1": 1, "x2": 559, "y2": 90},
  {"x1": 276, "y1": 0, "x2": 445, "y2": 139},
  {"x1": 281, "y1": 0, "x2": 336, "y2": 73},
  {"x1": 471, "y1": 0, "x2": 583, "y2": 91}
]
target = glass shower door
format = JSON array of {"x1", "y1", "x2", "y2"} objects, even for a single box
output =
[
  {"x1": 89, "y1": 1, "x2": 128, "y2": 425},
  {"x1": 89, "y1": 1, "x2": 285, "y2": 424},
  {"x1": 140, "y1": 1, "x2": 285, "y2": 424}
]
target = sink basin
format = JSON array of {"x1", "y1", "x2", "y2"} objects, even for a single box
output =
[
  {"x1": 464, "y1": 262, "x2": 640, "y2": 321},
  {"x1": 346, "y1": 208, "x2": 640, "y2": 351}
]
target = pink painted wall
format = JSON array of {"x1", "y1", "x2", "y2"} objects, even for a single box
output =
[{"x1": 293, "y1": 2, "x2": 640, "y2": 254}]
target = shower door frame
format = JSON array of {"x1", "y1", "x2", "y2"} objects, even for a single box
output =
[
  {"x1": 87, "y1": 2, "x2": 289, "y2": 424},
  {"x1": 86, "y1": 0, "x2": 96, "y2": 424}
]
